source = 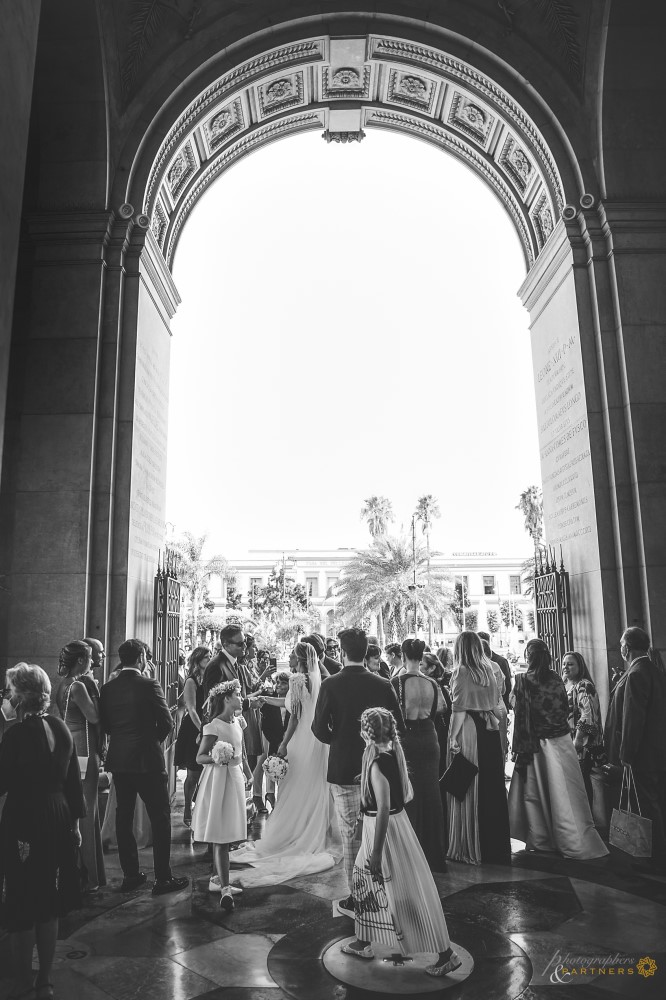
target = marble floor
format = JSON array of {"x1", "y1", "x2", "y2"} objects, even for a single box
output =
[{"x1": 1, "y1": 780, "x2": 665, "y2": 1000}]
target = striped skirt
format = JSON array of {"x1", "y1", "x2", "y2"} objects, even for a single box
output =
[{"x1": 351, "y1": 810, "x2": 451, "y2": 955}]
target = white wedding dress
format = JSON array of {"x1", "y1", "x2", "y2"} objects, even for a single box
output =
[{"x1": 230, "y1": 652, "x2": 341, "y2": 887}]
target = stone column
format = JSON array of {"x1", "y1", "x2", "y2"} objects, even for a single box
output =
[{"x1": 0, "y1": 210, "x2": 178, "y2": 677}]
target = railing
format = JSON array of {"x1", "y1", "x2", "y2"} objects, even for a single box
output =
[
  {"x1": 534, "y1": 546, "x2": 573, "y2": 671},
  {"x1": 154, "y1": 546, "x2": 181, "y2": 799}
]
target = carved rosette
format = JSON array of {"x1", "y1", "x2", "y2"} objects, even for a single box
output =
[
  {"x1": 448, "y1": 93, "x2": 494, "y2": 145},
  {"x1": 387, "y1": 70, "x2": 434, "y2": 112},
  {"x1": 321, "y1": 66, "x2": 370, "y2": 100},
  {"x1": 166, "y1": 142, "x2": 197, "y2": 201},
  {"x1": 258, "y1": 73, "x2": 304, "y2": 117},
  {"x1": 204, "y1": 99, "x2": 244, "y2": 151},
  {"x1": 499, "y1": 136, "x2": 533, "y2": 192},
  {"x1": 532, "y1": 192, "x2": 555, "y2": 248}
]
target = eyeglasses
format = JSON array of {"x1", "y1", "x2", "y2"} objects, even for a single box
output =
[{"x1": 229, "y1": 639, "x2": 246, "y2": 647}]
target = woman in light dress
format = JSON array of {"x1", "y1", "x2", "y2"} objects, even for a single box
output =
[
  {"x1": 230, "y1": 642, "x2": 341, "y2": 885},
  {"x1": 508, "y1": 639, "x2": 608, "y2": 860}
]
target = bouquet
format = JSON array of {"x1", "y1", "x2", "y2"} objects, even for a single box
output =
[
  {"x1": 211, "y1": 740, "x2": 235, "y2": 765},
  {"x1": 262, "y1": 754, "x2": 289, "y2": 781}
]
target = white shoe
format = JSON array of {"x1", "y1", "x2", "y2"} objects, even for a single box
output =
[{"x1": 209, "y1": 875, "x2": 242, "y2": 895}]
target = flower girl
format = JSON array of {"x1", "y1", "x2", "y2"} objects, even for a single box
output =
[
  {"x1": 342, "y1": 707, "x2": 461, "y2": 978},
  {"x1": 193, "y1": 679, "x2": 247, "y2": 911}
]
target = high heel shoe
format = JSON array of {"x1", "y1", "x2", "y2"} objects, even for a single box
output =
[{"x1": 425, "y1": 952, "x2": 462, "y2": 977}]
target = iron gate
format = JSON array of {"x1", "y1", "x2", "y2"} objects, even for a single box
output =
[
  {"x1": 534, "y1": 547, "x2": 573, "y2": 671},
  {"x1": 153, "y1": 547, "x2": 181, "y2": 798}
]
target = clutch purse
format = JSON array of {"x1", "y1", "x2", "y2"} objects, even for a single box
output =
[{"x1": 440, "y1": 751, "x2": 478, "y2": 800}]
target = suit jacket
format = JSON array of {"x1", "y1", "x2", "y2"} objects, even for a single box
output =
[
  {"x1": 491, "y1": 651, "x2": 513, "y2": 711},
  {"x1": 203, "y1": 651, "x2": 252, "y2": 697},
  {"x1": 323, "y1": 654, "x2": 342, "y2": 676},
  {"x1": 605, "y1": 656, "x2": 666, "y2": 772},
  {"x1": 260, "y1": 703, "x2": 290, "y2": 754},
  {"x1": 311, "y1": 664, "x2": 405, "y2": 784},
  {"x1": 99, "y1": 670, "x2": 173, "y2": 773}
]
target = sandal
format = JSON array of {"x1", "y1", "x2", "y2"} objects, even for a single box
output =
[
  {"x1": 341, "y1": 943, "x2": 374, "y2": 960},
  {"x1": 425, "y1": 953, "x2": 462, "y2": 977}
]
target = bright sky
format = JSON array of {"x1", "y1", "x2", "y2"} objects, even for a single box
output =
[{"x1": 166, "y1": 129, "x2": 540, "y2": 560}]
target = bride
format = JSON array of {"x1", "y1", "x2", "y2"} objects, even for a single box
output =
[{"x1": 230, "y1": 641, "x2": 341, "y2": 886}]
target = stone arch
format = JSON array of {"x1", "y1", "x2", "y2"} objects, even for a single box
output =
[{"x1": 2, "y1": 3, "x2": 664, "y2": 707}]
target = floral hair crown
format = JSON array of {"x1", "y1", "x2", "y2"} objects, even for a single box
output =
[{"x1": 205, "y1": 678, "x2": 240, "y2": 709}]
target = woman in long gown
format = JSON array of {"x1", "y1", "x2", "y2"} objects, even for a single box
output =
[
  {"x1": 508, "y1": 639, "x2": 608, "y2": 860},
  {"x1": 174, "y1": 646, "x2": 210, "y2": 826},
  {"x1": 422, "y1": 653, "x2": 453, "y2": 829},
  {"x1": 230, "y1": 642, "x2": 341, "y2": 886},
  {"x1": 446, "y1": 631, "x2": 511, "y2": 866},
  {"x1": 391, "y1": 639, "x2": 447, "y2": 871}
]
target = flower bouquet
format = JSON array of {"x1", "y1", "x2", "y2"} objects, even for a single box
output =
[
  {"x1": 211, "y1": 740, "x2": 235, "y2": 766},
  {"x1": 262, "y1": 754, "x2": 289, "y2": 781}
]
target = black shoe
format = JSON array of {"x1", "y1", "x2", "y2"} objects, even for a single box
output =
[
  {"x1": 219, "y1": 889, "x2": 235, "y2": 912},
  {"x1": 152, "y1": 875, "x2": 190, "y2": 896},
  {"x1": 120, "y1": 872, "x2": 147, "y2": 892},
  {"x1": 337, "y1": 894, "x2": 355, "y2": 916},
  {"x1": 253, "y1": 795, "x2": 268, "y2": 814}
]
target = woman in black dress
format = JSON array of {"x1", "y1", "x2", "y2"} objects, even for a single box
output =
[
  {"x1": 422, "y1": 652, "x2": 453, "y2": 836},
  {"x1": 391, "y1": 638, "x2": 447, "y2": 871},
  {"x1": 174, "y1": 646, "x2": 210, "y2": 826},
  {"x1": 0, "y1": 662, "x2": 84, "y2": 1000}
]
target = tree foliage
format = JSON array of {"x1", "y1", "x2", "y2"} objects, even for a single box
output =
[
  {"x1": 450, "y1": 580, "x2": 471, "y2": 631},
  {"x1": 500, "y1": 600, "x2": 524, "y2": 631},
  {"x1": 252, "y1": 568, "x2": 309, "y2": 621},
  {"x1": 336, "y1": 534, "x2": 453, "y2": 642},
  {"x1": 516, "y1": 486, "x2": 544, "y2": 546},
  {"x1": 487, "y1": 609, "x2": 500, "y2": 634},
  {"x1": 225, "y1": 576, "x2": 243, "y2": 610},
  {"x1": 174, "y1": 531, "x2": 227, "y2": 640},
  {"x1": 360, "y1": 496, "x2": 394, "y2": 538},
  {"x1": 414, "y1": 494, "x2": 441, "y2": 536}
]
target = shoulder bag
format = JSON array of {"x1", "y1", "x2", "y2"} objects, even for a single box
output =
[{"x1": 609, "y1": 765, "x2": 652, "y2": 858}]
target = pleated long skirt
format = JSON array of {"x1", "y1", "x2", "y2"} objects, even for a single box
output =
[{"x1": 352, "y1": 811, "x2": 451, "y2": 956}]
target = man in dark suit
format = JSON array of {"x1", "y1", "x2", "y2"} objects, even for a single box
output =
[
  {"x1": 311, "y1": 627, "x2": 403, "y2": 913},
  {"x1": 203, "y1": 624, "x2": 253, "y2": 697},
  {"x1": 604, "y1": 627, "x2": 666, "y2": 875},
  {"x1": 100, "y1": 638, "x2": 189, "y2": 895}
]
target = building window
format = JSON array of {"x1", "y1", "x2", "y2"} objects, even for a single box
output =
[
  {"x1": 483, "y1": 575, "x2": 496, "y2": 595},
  {"x1": 510, "y1": 574, "x2": 522, "y2": 595},
  {"x1": 326, "y1": 576, "x2": 338, "y2": 594},
  {"x1": 250, "y1": 577, "x2": 262, "y2": 593},
  {"x1": 455, "y1": 575, "x2": 469, "y2": 591},
  {"x1": 305, "y1": 576, "x2": 319, "y2": 598}
]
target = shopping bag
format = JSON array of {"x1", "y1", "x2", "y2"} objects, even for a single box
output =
[
  {"x1": 440, "y1": 751, "x2": 478, "y2": 800},
  {"x1": 609, "y1": 766, "x2": 652, "y2": 858}
]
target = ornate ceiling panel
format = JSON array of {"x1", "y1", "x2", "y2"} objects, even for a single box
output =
[{"x1": 144, "y1": 34, "x2": 565, "y2": 270}]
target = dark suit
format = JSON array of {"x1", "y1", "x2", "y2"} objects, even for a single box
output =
[
  {"x1": 204, "y1": 650, "x2": 250, "y2": 697},
  {"x1": 323, "y1": 654, "x2": 342, "y2": 676},
  {"x1": 311, "y1": 665, "x2": 404, "y2": 785},
  {"x1": 100, "y1": 669, "x2": 174, "y2": 880},
  {"x1": 260, "y1": 704, "x2": 290, "y2": 755},
  {"x1": 491, "y1": 650, "x2": 512, "y2": 712},
  {"x1": 604, "y1": 656, "x2": 666, "y2": 867}
]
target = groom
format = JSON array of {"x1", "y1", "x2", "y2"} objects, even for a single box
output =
[{"x1": 311, "y1": 627, "x2": 403, "y2": 914}]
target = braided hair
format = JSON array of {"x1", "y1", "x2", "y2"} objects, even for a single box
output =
[
  {"x1": 359, "y1": 707, "x2": 413, "y2": 809},
  {"x1": 58, "y1": 640, "x2": 91, "y2": 677}
]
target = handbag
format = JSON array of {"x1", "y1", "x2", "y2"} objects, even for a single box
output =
[
  {"x1": 440, "y1": 750, "x2": 479, "y2": 800},
  {"x1": 609, "y1": 765, "x2": 652, "y2": 858},
  {"x1": 64, "y1": 681, "x2": 90, "y2": 779}
]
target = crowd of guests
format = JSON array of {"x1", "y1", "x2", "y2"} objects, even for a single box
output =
[{"x1": 1, "y1": 621, "x2": 666, "y2": 994}]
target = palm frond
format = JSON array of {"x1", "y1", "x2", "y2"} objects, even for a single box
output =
[
  {"x1": 534, "y1": 0, "x2": 581, "y2": 77},
  {"x1": 122, "y1": 0, "x2": 173, "y2": 98}
]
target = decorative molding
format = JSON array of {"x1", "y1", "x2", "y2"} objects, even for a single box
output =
[
  {"x1": 532, "y1": 191, "x2": 556, "y2": 249},
  {"x1": 498, "y1": 135, "x2": 533, "y2": 193},
  {"x1": 322, "y1": 130, "x2": 366, "y2": 144},
  {"x1": 203, "y1": 98, "x2": 245, "y2": 152},
  {"x1": 321, "y1": 65, "x2": 371, "y2": 100},
  {"x1": 387, "y1": 70, "x2": 435, "y2": 113},
  {"x1": 369, "y1": 37, "x2": 564, "y2": 208},
  {"x1": 448, "y1": 92, "x2": 494, "y2": 146},
  {"x1": 257, "y1": 73, "x2": 305, "y2": 118},
  {"x1": 165, "y1": 140, "x2": 197, "y2": 201},
  {"x1": 164, "y1": 112, "x2": 324, "y2": 265},
  {"x1": 145, "y1": 40, "x2": 325, "y2": 209},
  {"x1": 151, "y1": 198, "x2": 168, "y2": 247},
  {"x1": 365, "y1": 109, "x2": 535, "y2": 265}
]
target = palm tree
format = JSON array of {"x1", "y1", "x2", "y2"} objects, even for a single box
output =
[
  {"x1": 360, "y1": 496, "x2": 394, "y2": 539},
  {"x1": 174, "y1": 531, "x2": 227, "y2": 642},
  {"x1": 516, "y1": 485, "x2": 545, "y2": 600},
  {"x1": 336, "y1": 534, "x2": 453, "y2": 644},
  {"x1": 414, "y1": 494, "x2": 441, "y2": 644}
]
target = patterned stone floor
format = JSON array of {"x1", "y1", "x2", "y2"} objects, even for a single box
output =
[{"x1": 1, "y1": 779, "x2": 665, "y2": 1000}]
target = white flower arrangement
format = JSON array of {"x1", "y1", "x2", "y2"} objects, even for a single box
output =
[
  {"x1": 211, "y1": 740, "x2": 235, "y2": 765},
  {"x1": 262, "y1": 754, "x2": 289, "y2": 781}
]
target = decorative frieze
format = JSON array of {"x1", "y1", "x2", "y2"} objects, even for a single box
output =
[
  {"x1": 499, "y1": 135, "x2": 533, "y2": 193},
  {"x1": 387, "y1": 70, "x2": 435, "y2": 112},
  {"x1": 165, "y1": 142, "x2": 197, "y2": 202},
  {"x1": 257, "y1": 73, "x2": 305, "y2": 117},
  {"x1": 150, "y1": 199, "x2": 168, "y2": 248},
  {"x1": 204, "y1": 99, "x2": 244, "y2": 151},
  {"x1": 532, "y1": 192, "x2": 555, "y2": 248},
  {"x1": 321, "y1": 65, "x2": 371, "y2": 100},
  {"x1": 448, "y1": 92, "x2": 494, "y2": 146}
]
